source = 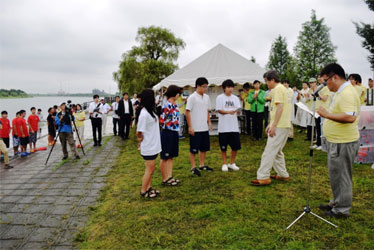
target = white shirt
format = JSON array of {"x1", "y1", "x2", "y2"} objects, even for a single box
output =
[
  {"x1": 137, "y1": 108, "x2": 161, "y2": 156},
  {"x1": 112, "y1": 102, "x2": 119, "y2": 119},
  {"x1": 216, "y1": 93, "x2": 240, "y2": 133},
  {"x1": 89, "y1": 101, "x2": 104, "y2": 119},
  {"x1": 102, "y1": 103, "x2": 111, "y2": 115},
  {"x1": 186, "y1": 91, "x2": 210, "y2": 132},
  {"x1": 123, "y1": 99, "x2": 130, "y2": 114}
]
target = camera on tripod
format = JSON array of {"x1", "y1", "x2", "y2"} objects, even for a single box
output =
[{"x1": 66, "y1": 100, "x2": 73, "y2": 114}]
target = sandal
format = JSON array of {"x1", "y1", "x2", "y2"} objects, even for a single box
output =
[
  {"x1": 148, "y1": 187, "x2": 161, "y2": 195},
  {"x1": 171, "y1": 176, "x2": 180, "y2": 184},
  {"x1": 140, "y1": 189, "x2": 157, "y2": 198},
  {"x1": 162, "y1": 177, "x2": 178, "y2": 186}
]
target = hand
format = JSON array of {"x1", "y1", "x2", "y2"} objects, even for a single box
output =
[
  {"x1": 209, "y1": 121, "x2": 213, "y2": 132},
  {"x1": 188, "y1": 127, "x2": 195, "y2": 136},
  {"x1": 267, "y1": 125, "x2": 276, "y2": 137},
  {"x1": 254, "y1": 92, "x2": 258, "y2": 99},
  {"x1": 229, "y1": 110, "x2": 236, "y2": 115},
  {"x1": 317, "y1": 106, "x2": 329, "y2": 118}
]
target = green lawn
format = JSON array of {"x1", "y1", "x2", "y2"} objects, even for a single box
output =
[{"x1": 77, "y1": 131, "x2": 374, "y2": 249}]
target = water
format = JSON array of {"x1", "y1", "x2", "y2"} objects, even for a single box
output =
[{"x1": 0, "y1": 96, "x2": 93, "y2": 121}]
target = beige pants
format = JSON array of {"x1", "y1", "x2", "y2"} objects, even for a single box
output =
[
  {"x1": 288, "y1": 122, "x2": 294, "y2": 138},
  {"x1": 59, "y1": 132, "x2": 77, "y2": 157},
  {"x1": 0, "y1": 139, "x2": 9, "y2": 165},
  {"x1": 257, "y1": 127, "x2": 290, "y2": 180},
  {"x1": 76, "y1": 125, "x2": 84, "y2": 142}
]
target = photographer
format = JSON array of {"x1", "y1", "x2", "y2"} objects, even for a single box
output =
[
  {"x1": 55, "y1": 102, "x2": 80, "y2": 160},
  {"x1": 89, "y1": 95, "x2": 104, "y2": 146}
]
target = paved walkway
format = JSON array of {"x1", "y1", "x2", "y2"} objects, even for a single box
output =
[{"x1": 0, "y1": 136, "x2": 122, "y2": 249}]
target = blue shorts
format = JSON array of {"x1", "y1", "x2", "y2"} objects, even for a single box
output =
[
  {"x1": 161, "y1": 129, "x2": 179, "y2": 160},
  {"x1": 29, "y1": 132, "x2": 37, "y2": 143},
  {"x1": 190, "y1": 131, "x2": 210, "y2": 154},
  {"x1": 219, "y1": 132, "x2": 241, "y2": 152},
  {"x1": 13, "y1": 136, "x2": 20, "y2": 147},
  {"x1": 142, "y1": 154, "x2": 158, "y2": 161}
]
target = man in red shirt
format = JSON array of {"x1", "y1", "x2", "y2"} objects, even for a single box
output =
[
  {"x1": 18, "y1": 110, "x2": 29, "y2": 154},
  {"x1": 12, "y1": 112, "x2": 20, "y2": 155},
  {"x1": 27, "y1": 107, "x2": 40, "y2": 153},
  {"x1": 0, "y1": 111, "x2": 11, "y2": 163}
]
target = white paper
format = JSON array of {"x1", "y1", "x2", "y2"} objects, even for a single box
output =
[{"x1": 296, "y1": 102, "x2": 320, "y2": 118}]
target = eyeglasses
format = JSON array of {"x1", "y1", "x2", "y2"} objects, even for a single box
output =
[{"x1": 323, "y1": 74, "x2": 335, "y2": 83}]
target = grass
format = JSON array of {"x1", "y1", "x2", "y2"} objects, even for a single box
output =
[{"x1": 77, "y1": 131, "x2": 374, "y2": 249}]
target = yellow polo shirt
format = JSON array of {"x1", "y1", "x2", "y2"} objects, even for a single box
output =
[
  {"x1": 360, "y1": 84, "x2": 367, "y2": 105},
  {"x1": 317, "y1": 86, "x2": 330, "y2": 109},
  {"x1": 323, "y1": 82, "x2": 360, "y2": 143},
  {"x1": 241, "y1": 91, "x2": 251, "y2": 110},
  {"x1": 269, "y1": 84, "x2": 291, "y2": 128}
]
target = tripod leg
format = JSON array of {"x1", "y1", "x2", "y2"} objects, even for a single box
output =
[
  {"x1": 45, "y1": 130, "x2": 61, "y2": 165},
  {"x1": 286, "y1": 211, "x2": 306, "y2": 230},
  {"x1": 310, "y1": 211, "x2": 338, "y2": 228}
]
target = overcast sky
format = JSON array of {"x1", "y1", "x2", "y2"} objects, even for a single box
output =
[{"x1": 1, "y1": 0, "x2": 373, "y2": 94}]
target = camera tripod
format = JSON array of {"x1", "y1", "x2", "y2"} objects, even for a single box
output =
[
  {"x1": 286, "y1": 91, "x2": 337, "y2": 230},
  {"x1": 45, "y1": 111, "x2": 85, "y2": 165}
]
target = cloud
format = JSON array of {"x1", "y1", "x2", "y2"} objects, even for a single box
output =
[{"x1": 1, "y1": 0, "x2": 373, "y2": 94}]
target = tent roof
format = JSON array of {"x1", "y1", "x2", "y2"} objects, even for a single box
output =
[{"x1": 153, "y1": 43, "x2": 266, "y2": 90}]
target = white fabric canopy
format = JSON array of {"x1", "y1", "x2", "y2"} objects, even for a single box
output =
[{"x1": 153, "y1": 43, "x2": 266, "y2": 90}]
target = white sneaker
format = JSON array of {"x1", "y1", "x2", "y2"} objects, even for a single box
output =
[
  {"x1": 228, "y1": 163, "x2": 240, "y2": 171},
  {"x1": 221, "y1": 164, "x2": 228, "y2": 172},
  {"x1": 312, "y1": 145, "x2": 318, "y2": 149},
  {"x1": 316, "y1": 146, "x2": 322, "y2": 150}
]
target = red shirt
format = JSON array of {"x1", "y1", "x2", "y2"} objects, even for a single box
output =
[
  {"x1": 0, "y1": 118, "x2": 10, "y2": 138},
  {"x1": 17, "y1": 118, "x2": 29, "y2": 138},
  {"x1": 12, "y1": 118, "x2": 18, "y2": 136},
  {"x1": 27, "y1": 114, "x2": 40, "y2": 132}
]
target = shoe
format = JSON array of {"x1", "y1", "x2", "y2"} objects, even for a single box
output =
[
  {"x1": 199, "y1": 165, "x2": 213, "y2": 171},
  {"x1": 270, "y1": 175, "x2": 290, "y2": 182},
  {"x1": 191, "y1": 168, "x2": 201, "y2": 177},
  {"x1": 319, "y1": 204, "x2": 333, "y2": 211},
  {"x1": 228, "y1": 163, "x2": 240, "y2": 171},
  {"x1": 221, "y1": 164, "x2": 228, "y2": 172},
  {"x1": 20, "y1": 153, "x2": 28, "y2": 157},
  {"x1": 288, "y1": 138, "x2": 294, "y2": 141},
  {"x1": 93, "y1": 143, "x2": 98, "y2": 147},
  {"x1": 62, "y1": 156, "x2": 68, "y2": 160},
  {"x1": 30, "y1": 149, "x2": 35, "y2": 153},
  {"x1": 25, "y1": 152, "x2": 31, "y2": 156},
  {"x1": 316, "y1": 146, "x2": 322, "y2": 150},
  {"x1": 323, "y1": 210, "x2": 349, "y2": 219},
  {"x1": 75, "y1": 155, "x2": 80, "y2": 160},
  {"x1": 312, "y1": 145, "x2": 318, "y2": 149},
  {"x1": 98, "y1": 143, "x2": 102, "y2": 147},
  {"x1": 251, "y1": 178, "x2": 271, "y2": 186},
  {"x1": 4, "y1": 165, "x2": 14, "y2": 169}
]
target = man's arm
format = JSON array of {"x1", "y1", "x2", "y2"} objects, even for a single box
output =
[
  {"x1": 317, "y1": 106, "x2": 357, "y2": 123},
  {"x1": 267, "y1": 103, "x2": 283, "y2": 137}
]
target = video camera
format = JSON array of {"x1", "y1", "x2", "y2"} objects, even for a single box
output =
[{"x1": 66, "y1": 100, "x2": 73, "y2": 113}]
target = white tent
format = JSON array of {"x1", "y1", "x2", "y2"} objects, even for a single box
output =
[{"x1": 153, "y1": 43, "x2": 266, "y2": 90}]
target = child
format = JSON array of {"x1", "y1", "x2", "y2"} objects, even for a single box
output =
[
  {"x1": 216, "y1": 79, "x2": 241, "y2": 172},
  {"x1": 47, "y1": 108, "x2": 56, "y2": 146},
  {"x1": 185, "y1": 77, "x2": 213, "y2": 177},
  {"x1": 73, "y1": 104, "x2": 85, "y2": 148},
  {"x1": 27, "y1": 107, "x2": 40, "y2": 153},
  {"x1": 0, "y1": 120, "x2": 13, "y2": 169},
  {"x1": 159, "y1": 85, "x2": 181, "y2": 186},
  {"x1": 37, "y1": 109, "x2": 43, "y2": 139},
  {"x1": 18, "y1": 110, "x2": 30, "y2": 156},
  {"x1": 0, "y1": 111, "x2": 11, "y2": 159},
  {"x1": 12, "y1": 112, "x2": 20, "y2": 155},
  {"x1": 136, "y1": 89, "x2": 162, "y2": 198}
]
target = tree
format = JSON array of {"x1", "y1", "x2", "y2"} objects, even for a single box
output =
[
  {"x1": 113, "y1": 26, "x2": 185, "y2": 94},
  {"x1": 354, "y1": 0, "x2": 374, "y2": 71},
  {"x1": 266, "y1": 35, "x2": 292, "y2": 81},
  {"x1": 294, "y1": 10, "x2": 337, "y2": 82}
]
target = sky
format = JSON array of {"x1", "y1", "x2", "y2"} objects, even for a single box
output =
[{"x1": 1, "y1": 0, "x2": 373, "y2": 94}]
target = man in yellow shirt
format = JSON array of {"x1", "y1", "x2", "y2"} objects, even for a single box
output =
[
  {"x1": 349, "y1": 74, "x2": 365, "y2": 105},
  {"x1": 317, "y1": 63, "x2": 360, "y2": 218},
  {"x1": 251, "y1": 70, "x2": 291, "y2": 186}
]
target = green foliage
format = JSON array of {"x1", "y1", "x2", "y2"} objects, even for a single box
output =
[
  {"x1": 77, "y1": 132, "x2": 373, "y2": 249},
  {"x1": 266, "y1": 35, "x2": 293, "y2": 83},
  {"x1": 294, "y1": 10, "x2": 337, "y2": 83},
  {"x1": 113, "y1": 26, "x2": 185, "y2": 94},
  {"x1": 353, "y1": 0, "x2": 374, "y2": 71},
  {"x1": 0, "y1": 89, "x2": 28, "y2": 98}
]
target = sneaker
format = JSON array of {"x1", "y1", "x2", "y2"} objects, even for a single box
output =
[
  {"x1": 221, "y1": 164, "x2": 228, "y2": 172},
  {"x1": 319, "y1": 204, "x2": 333, "y2": 211},
  {"x1": 199, "y1": 165, "x2": 213, "y2": 171},
  {"x1": 316, "y1": 146, "x2": 322, "y2": 150},
  {"x1": 62, "y1": 156, "x2": 68, "y2": 160},
  {"x1": 20, "y1": 152, "x2": 28, "y2": 157},
  {"x1": 25, "y1": 152, "x2": 31, "y2": 156},
  {"x1": 228, "y1": 163, "x2": 240, "y2": 171},
  {"x1": 4, "y1": 165, "x2": 14, "y2": 169},
  {"x1": 75, "y1": 155, "x2": 80, "y2": 160},
  {"x1": 191, "y1": 168, "x2": 201, "y2": 177},
  {"x1": 312, "y1": 145, "x2": 318, "y2": 149}
]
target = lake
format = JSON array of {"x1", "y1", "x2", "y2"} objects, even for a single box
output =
[{"x1": 0, "y1": 96, "x2": 93, "y2": 121}]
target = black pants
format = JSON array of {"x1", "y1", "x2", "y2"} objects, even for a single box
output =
[
  {"x1": 91, "y1": 118, "x2": 102, "y2": 144},
  {"x1": 315, "y1": 117, "x2": 321, "y2": 146},
  {"x1": 245, "y1": 110, "x2": 252, "y2": 135},
  {"x1": 264, "y1": 106, "x2": 269, "y2": 128},
  {"x1": 120, "y1": 114, "x2": 131, "y2": 139},
  {"x1": 252, "y1": 112, "x2": 264, "y2": 140},
  {"x1": 113, "y1": 117, "x2": 119, "y2": 136}
]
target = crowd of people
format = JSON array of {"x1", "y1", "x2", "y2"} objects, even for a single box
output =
[{"x1": 1, "y1": 63, "x2": 372, "y2": 219}]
